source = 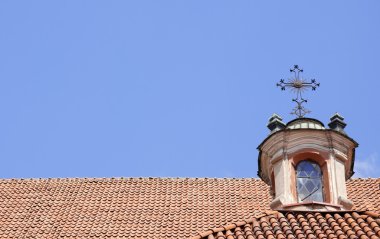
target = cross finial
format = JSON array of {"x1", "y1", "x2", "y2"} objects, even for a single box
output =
[{"x1": 277, "y1": 65, "x2": 320, "y2": 118}]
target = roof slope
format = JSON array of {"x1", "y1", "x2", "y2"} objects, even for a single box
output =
[
  {"x1": 190, "y1": 211, "x2": 380, "y2": 239},
  {"x1": 0, "y1": 177, "x2": 378, "y2": 239},
  {"x1": 347, "y1": 178, "x2": 380, "y2": 212}
]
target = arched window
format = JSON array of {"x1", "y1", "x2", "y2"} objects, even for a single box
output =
[{"x1": 296, "y1": 160, "x2": 324, "y2": 202}]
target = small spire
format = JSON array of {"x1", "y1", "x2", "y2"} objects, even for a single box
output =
[
  {"x1": 267, "y1": 113, "x2": 285, "y2": 133},
  {"x1": 328, "y1": 113, "x2": 347, "y2": 134}
]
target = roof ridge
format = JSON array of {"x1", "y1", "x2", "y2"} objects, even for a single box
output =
[
  {"x1": 0, "y1": 177, "x2": 265, "y2": 181},
  {"x1": 1, "y1": 176, "x2": 378, "y2": 181},
  {"x1": 189, "y1": 210, "x2": 279, "y2": 239},
  {"x1": 364, "y1": 211, "x2": 380, "y2": 218},
  {"x1": 349, "y1": 177, "x2": 380, "y2": 180}
]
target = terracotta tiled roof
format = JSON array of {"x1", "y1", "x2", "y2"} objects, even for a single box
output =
[
  {"x1": 0, "y1": 177, "x2": 378, "y2": 239},
  {"x1": 347, "y1": 178, "x2": 380, "y2": 212},
  {"x1": 190, "y1": 211, "x2": 380, "y2": 239},
  {"x1": 0, "y1": 178, "x2": 270, "y2": 239}
]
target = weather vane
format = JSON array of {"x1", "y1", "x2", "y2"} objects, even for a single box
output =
[{"x1": 277, "y1": 65, "x2": 320, "y2": 118}]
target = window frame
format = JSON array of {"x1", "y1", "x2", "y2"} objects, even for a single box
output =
[{"x1": 295, "y1": 159, "x2": 325, "y2": 203}]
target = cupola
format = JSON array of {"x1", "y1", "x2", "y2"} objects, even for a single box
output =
[
  {"x1": 258, "y1": 65, "x2": 359, "y2": 211},
  {"x1": 258, "y1": 115, "x2": 358, "y2": 211}
]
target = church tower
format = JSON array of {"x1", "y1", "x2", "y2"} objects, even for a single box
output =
[{"x1": 257, "y1": 65, "x2": 358, "y2": 211}]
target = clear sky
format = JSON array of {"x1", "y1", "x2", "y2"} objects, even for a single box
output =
[{"x1": 1, "y1": 1, "x2": 379, "y2": 179}]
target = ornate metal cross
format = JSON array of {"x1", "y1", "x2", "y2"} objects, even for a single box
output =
[{"x1": 277, "y1": 65, "x2": 320, "y2": 118}]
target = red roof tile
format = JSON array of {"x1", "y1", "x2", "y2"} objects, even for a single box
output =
[
  {"x1": 190, "y1": 211, "x2": 380, "y2": 239},
  {"x1": 347, "y1": 178, "x2": 380, "y2": 212},
  {"x1": 0, "y1": 177, "x2": 378, "y2": 238}
]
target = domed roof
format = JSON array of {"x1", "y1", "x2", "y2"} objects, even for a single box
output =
[{"x1": 286, "y1": 117, "x2": 325, "y2": 130}]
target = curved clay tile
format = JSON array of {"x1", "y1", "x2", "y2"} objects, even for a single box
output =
[{"x1": 189, "y1": 211, "x2": 380, "y2": 239}]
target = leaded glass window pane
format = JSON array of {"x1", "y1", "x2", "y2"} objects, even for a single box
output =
[{"x1": 296, "y1": 160, "x2": 324, "y2": 202}]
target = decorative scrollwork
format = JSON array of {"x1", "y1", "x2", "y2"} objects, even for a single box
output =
[{"x1": 277, "y1": 65, "x2": 320, "y2": 118}]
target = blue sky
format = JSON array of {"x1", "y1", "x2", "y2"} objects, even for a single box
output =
[{"x1": 0, "y1": 1, "x2": 379, "y2": 178}]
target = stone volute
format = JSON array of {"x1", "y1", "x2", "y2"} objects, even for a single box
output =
[{"x1": 257, "y1": 114, "x2": 358, "y2": 211}]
